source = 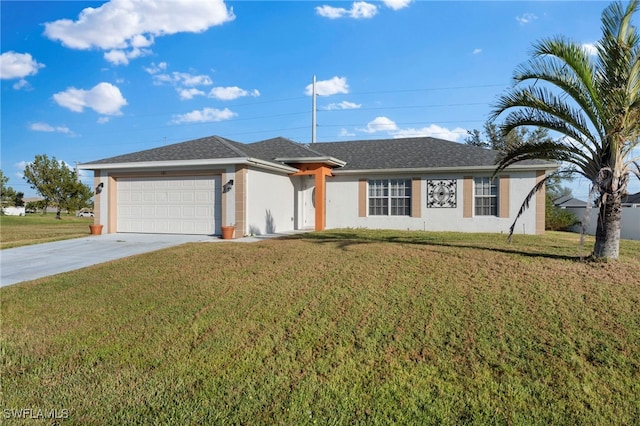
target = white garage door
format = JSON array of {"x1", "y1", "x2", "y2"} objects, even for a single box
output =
[{"x1": 117, "y1": 176, "x2": 221, "y2": 235}]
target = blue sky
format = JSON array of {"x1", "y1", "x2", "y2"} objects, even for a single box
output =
[{"x1": 1, "y1": 0, "x2": 637, "y2": 200}]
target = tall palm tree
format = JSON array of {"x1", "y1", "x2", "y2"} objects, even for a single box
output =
[{"x1": 491, "y1": 0, "x2": 640, "y2": 260}]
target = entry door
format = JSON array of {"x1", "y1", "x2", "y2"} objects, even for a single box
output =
[{"x1": 302, "y1": 176, "x2": 315, "y2": 229}]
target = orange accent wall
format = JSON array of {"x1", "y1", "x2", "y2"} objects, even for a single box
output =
[
  {"x1": 358, "y1": 179, "x2": 367, "y2": 217},
  {"x1": 290, "y1": 163, "x2": 333, "y2": 231},
  {"x1": 499, "y1": 175, "x2": 510, "y2": 218},
  {"x1": 411, "y1": 178, "x2": 421, "y2": 218},
  {"x1": 234, "y1": 165, "x2": 248, "y2": 237},
  {"x1": 463, "y1": 176, "x2": 473, "y2": 218}
]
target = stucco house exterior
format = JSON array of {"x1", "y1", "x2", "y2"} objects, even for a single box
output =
[{"x1": 79, "y1": 135, "x2": 557, "y2": 238}]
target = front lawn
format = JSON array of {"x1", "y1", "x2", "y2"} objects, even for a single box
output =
[
  {"x1": 0, "y1": 214, "x2": 93, "y2": 249},
  {"x1": 1, "y1": 230, "x2": 639, "y2": 424}
]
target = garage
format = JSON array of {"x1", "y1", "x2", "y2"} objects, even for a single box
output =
[{"x1": 117, "y1": 176, "x2": 221, "y2": 235}]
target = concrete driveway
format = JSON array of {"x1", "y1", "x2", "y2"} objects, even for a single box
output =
[{"x1": 0, "y1": 233, "x2": 267, "y2": 288}]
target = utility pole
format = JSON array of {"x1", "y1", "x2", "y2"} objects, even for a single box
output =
[{"x1": 312, "y1": 75, "x2": 317, "y2": 144}]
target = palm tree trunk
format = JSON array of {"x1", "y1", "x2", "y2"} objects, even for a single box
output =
[{"x1": 593, "y1": 195, "x2": 623, "y2": 260}]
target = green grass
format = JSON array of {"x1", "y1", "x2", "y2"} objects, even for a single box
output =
[
  {"x1": 0, "y1": 214, "x2": 94, "y2": 249},
  {"x1": 1, "y1": 230, "x2": 639, "y2": 424}
]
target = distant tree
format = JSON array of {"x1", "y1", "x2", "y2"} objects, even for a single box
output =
[
  {"x1": 26, "y1": 200, "x2": 46, "y2": 214},
  {"x1": 465, "y1": 121, "x2": 555, "y2": 152},
  {"x1": 545, "y1": 192, "x2": 579, "y2": 231},
  {"x1": 12, "y1": 192, "x2": 25, "y2": 207},
  {"x1": 0, "y1": 170, "x2": 17, "y2": 207},
  {"x1": 22, "y1": 154, "x2": 93, "y2": 218}
]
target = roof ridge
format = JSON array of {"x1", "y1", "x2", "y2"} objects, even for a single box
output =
[
  {"x1": 301, "y1": 143, "x2": 328, "y2": 156},
  {"x1": 212, "y1": 136, "x2": 249, "y2": 157}
]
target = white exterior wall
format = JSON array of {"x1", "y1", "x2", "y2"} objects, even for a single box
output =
[
  {"x1": 566, "y1": 206, "x2": 640, "y2": 241},
  {"x1": 245, "y1": 168, "x2": 296, "y2": 235},
  {"x1": 325, "y1": 171, "x2": 541, "y2": 235}
]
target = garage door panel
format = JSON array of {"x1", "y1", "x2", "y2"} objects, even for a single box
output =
[{"x1": 117, "y1": 176, "x2": 220, "y2": 235}]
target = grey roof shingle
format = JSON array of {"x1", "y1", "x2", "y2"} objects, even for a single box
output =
[
  {"x1": 553, "y1": 195, "x2": 588, "y2": 207},
  {"x1": 313, "y1": 137, "x2": 502, "y2": 170},
  {"x1": 84, "y1": 135, "x2": 246, "y2": 164},
  {"x1": 82, "y1": 134, "x2": 555, "y2": 171},
  {"x1": 622, "y1": 192, "x2": 640, "y2": 204}
]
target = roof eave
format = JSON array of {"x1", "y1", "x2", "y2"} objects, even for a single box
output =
[
  {"x1": 332, "y1": 163, "x2": 559, "y2": 175},
  {"x1": 79, "y1": 157, "x2": 298, "y2": 173},
  {"x1": 274, "y1": 156, "x2": 347, "y2": 167}
]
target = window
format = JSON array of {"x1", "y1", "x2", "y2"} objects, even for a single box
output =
[
  {"x1": 474, "y1": 177, "x2": 498, "y2": 216},
  {"x1": 368, "y1": 179, "x2": 411, "y2": 216}
]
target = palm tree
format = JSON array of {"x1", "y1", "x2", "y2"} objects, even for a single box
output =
[{"x1": 491, "y1": 0, "x2": 640, "y2": 260}]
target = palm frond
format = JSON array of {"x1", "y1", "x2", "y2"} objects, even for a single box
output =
[
  {"x1": 505, "y1": 173, "x2": 555, "y2": 242},
  {"x1": 492, "y1": 87, "x2": 600, "y2": 150},
  {"x1": 524, "y1": 37, "x2": 605, "y2": 132},
  {"x1": 631, "y1": 160, "x2": 640, "y2": 180},
  {"x1": 493, "y1": 140, "x2": 589, "y2": 176}
]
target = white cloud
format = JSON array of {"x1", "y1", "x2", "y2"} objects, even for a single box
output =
[
  {"x1": 0, "y1": 51, "x2": 45, "y2": 80},
  {"x1": 13, "y1": 79, "x2": 31, "y2": 90},
  {"x1": 208, "y1": 86, "x2": 260, "y2": 100},
  {"x1": 582, "y1": 43, "x2": 598, "y2": 56},
  {"x1": 144, "y1": 61, "x2": 167, "y2": 74},
  {"x1": 180, "y1": 73, "x2": 214, "y2": 87},
  {"x1": 104, "y1": 47, "x2": 149, "y2": 65},
  {"x1": 516, "y1": 13, "x2": 537, "y2": 25},
  {"x1": 305, "y1": 76, "x2": 349, "y2": 96},
  {"x1": 29, "y1": 123, "x2": 73, "y2": 134},
  {"x1": 324, "y1": 101, "x2": 361, "y2": 110},
  {"x1": 144, "y1": 63, "x2": 257, "y2": 101},
  {"x1": 391, "y1": 124, "x2": 468, "y2": 141},
  {"x1": 29, "y1": 122, "x2": 75, "y2": 135},
  {"x1": 151, "y1": 71, "x2": 213, "y2": 87},
  {"x1": 53, "y1": 82, "x2": 127, "y2": 115},
  {"x1": 178, "y1": 88, "x2": 205, "y2": 100},
  {"x1": 43, "y1": 0, "x2": 235, "y2": 65},
  {"x1": 339, "y1": 128, "x2": 356, "y2": 137},
  {"x1": 382, "y1": 0, "x2": 412, "y2": 10},
  {"x1": 171, "y1": 107, "x2": 237, "y2": 124},
  {"x1": 97, "y1": 116, "x2": 111, "y2": 124},
  {"x1": 316, "y1": 2, "x2": 378, "y2": 19},
  {"x1": 359, "y1": 116, "x2": 398, "y2": 133},
  {"x1": 473, "y1": 48, "x2": 482, "y2": 55}
]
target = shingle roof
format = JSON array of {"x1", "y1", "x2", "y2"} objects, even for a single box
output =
[
  {"x1": 553, "y1": 195, "x2": 588, "y2": 208},
  {"x1": 622, "y1": 192, "x2": 640, "y2": 204},
  {"x1": 83, "y1": 136, "x2": 321, "y2": 166},
  {"x1": 82, "y1": 134, "x2": 555, "y2": 171},
  {"x1": 84, "y1": 135, "x2": 244, "y2": 164},
  {"x1": 313, "y1": 137, "x2": 517, "y2": 170}
]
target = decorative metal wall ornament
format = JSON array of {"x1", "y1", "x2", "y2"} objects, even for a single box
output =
[{"x1": 427, "y1": 179, "x2": 457, "y2": 208}]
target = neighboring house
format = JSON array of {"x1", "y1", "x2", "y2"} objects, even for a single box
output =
[
  {"x1": 622, "y1": 192, "x2": 640, "y2": 208},
  {"x1": 560, "y1": 192, "x2": 640, "y2": 241},
  {"x1": 553, "y1": 195, "x2": 588, "y2": 209},
  {"x1": 78, "y1": 135, "x2": 557, "y2": 237},
  {"x1": 1, "y1": 206, "x2": 26, "y2": 216}
]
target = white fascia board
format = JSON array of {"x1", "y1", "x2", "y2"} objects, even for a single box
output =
[
  {"x1": 246, "y1": 158, "x2": 299, "y2": 173},
  {"x1": 331, "y1": 163, "x2": 559, "y2": 175},
  {"x1": 78, "y1": 158, "x2": 248, "y2": 170},
  {"x1": 274, "y1": 156, "x2": 347, "y2": 167},
  {"x1": 79, "y1": 157, "x2": 298, "y2": 174}
]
